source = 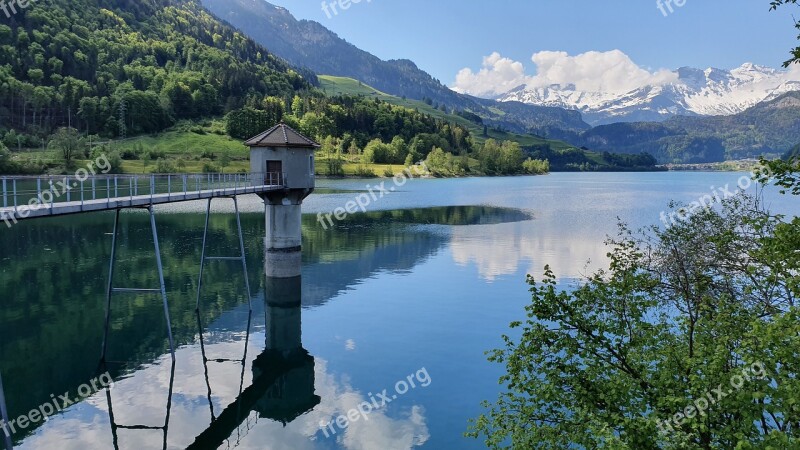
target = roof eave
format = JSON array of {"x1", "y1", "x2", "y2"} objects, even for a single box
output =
[{"x1": 247, "y1": 143, "x2": 321, "y2": 149}]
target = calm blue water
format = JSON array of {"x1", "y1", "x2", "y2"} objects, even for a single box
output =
[{"x1": 0, "y1": 172, "x2": 797, "y2": 449}]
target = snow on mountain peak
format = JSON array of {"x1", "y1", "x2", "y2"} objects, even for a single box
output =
[{"x1": 498, "y1": 62, "x2": 800, "y2": 125}]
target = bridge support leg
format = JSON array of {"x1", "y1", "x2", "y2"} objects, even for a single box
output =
[
  {"x1": 101, "y1": 209, "x2": 120, "y2": 362},
  {"x1": 0, "y1": 372, "x2": 12, "y2": 450},
  {"x1": 263, "y1": 196, "x2": 303, "y2": 279},
  {"x1": 101, "y1": 207, "x2": 176, "y2": 363},
  {"x1": 195, "y1": 197, "x2": 253, "y2": 313},
  {"x1": 195, "y1": 199, "x2": 211, "y2": 311},
  {"x1": 150, "y1": 206, "x2": 176, "y2": 362}
]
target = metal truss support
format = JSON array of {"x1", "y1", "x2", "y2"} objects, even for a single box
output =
[
  {"x1": 101, "y1": 206, "x2": 176, "y2": 363},
  {"x1": 195, "y1": 197, "x2": 253, "y2": 313}
]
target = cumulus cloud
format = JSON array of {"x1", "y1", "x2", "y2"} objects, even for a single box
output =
[
  {"x1": 451, "y1": 52, "x2": 530, "y2": 97},
  {"x1": 451, "y1": 50, "x2": 678, "y2": 97}
]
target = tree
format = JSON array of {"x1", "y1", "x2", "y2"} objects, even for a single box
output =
[
  {"x1": 477, "y1": 139, "x2": 501, "y2": 174},
  {"x1": 49, "y1": 127, "x2": 84, "y2": 167},
  {"x1": 425, "y1": 146, "x2": 455, "y2": 176},
  {"x1": 160, "y1": 81, "x2": 194, "y2": 119},
  {"x1": 291, "y1": 95, "x2": 305, "y2": 116},
  {"x1": 78, "y1": 97, "x2": 99, "y2": 134},
  {"x1": 225, "y1": 107, "x2": 269, "y2": 140},
  {"x1": 362, "y1": 138, "x2": 394, "y2": 164},
  {"x1": 498, "y1": 141, "x2": 524, "y2": 174},
  {"x1": 390, "y1": 136, "x2": 407, "y2": 164},
  {"x1": 300, "y1": 111, "x2": 334, "y2": 140},
  {"x1": 469, "y1": 178, "x2": 800, "y2": 448},
  {"x1": 522, "y1": 157, "x2": 549, "y2": 174},
  {"x1": 347, "y1": 141, "x2": 360, "y2": 156},
  {"x1": 218, "y1": 153, "x2": 231, "y2": 173},
  {"x1": 0, "y1": 141, "x2": 13, "y2": 173},
  {"x1": 320, "y1": 136, "x2": 343, "y2": 176},
  {"x1": 262, "y1": 96, "x2": 285, "y2": 125}
]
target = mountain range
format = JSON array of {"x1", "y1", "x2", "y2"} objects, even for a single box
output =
[
  {"x1": 201, "y1": 0, "x2": 800, "y2": 163},
  {"x1": 201, "y1": 0, "x2": 591, "y2": 138},
  {"x1": 499, "y1": 63, "x2": 800, "y2": 126},
  {"x1": 2, "y1": 0, "x2": 797, "y2": 167}
]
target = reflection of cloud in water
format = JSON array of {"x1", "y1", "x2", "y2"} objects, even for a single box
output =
[
  {"x1": 19, "y1": 336, "x2": 428, "y2": 450},
  {"x1": 208, "y1": 357, "x2": 429, "y2": 449},
  {"x1": 309, "y1": 359, "x2": 429, "y2": 450},
  {"x1": 450, "y1": 221, "x2": 609, "y2": 282}
]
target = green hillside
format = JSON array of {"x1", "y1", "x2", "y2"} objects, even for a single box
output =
[
  {"x1": 0, "y1": 0, "x2": 309, "y2": 140},
  {"x1": 582, "y1": 92, "x2": 800, "y2": 163}
]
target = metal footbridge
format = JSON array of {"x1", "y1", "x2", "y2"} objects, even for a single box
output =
[
  {"x1": 0, "y1": 172, "x2": 285, "y2": 224},
  {"x1": 0, "y1": 171, "x2": 289, "y2": 450}
]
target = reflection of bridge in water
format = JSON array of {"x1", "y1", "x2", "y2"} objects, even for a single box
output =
[
  {"x1": 188, "y1": 277, "x2": 319, "y2": 449},
  {"x1": 0, "y1": 203, "x2": 461, "y2": 448},
  {"x1": 102, "y1": 277, "x2": 318, "y2": 450},
  {"x1": 0, "y1": 199, "x2": 532, "y2": 447}
]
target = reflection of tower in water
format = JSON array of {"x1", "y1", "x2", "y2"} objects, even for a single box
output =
[
  {"x1": 255, "y1": 277, "x2": 319, "y2": 425},
  {"x1": 186, "y1": 276, "x2": 319, "y2": 449}
]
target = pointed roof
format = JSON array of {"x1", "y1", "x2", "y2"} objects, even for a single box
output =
[{"x1": 244, "y1": 122, "x2": 320, "y2": 148}]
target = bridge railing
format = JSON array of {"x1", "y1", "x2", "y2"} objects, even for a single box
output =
[{"x1": 0, "y1": 172, "x2": 286, "y2": 212}]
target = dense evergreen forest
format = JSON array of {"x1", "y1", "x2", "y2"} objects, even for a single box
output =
[{"x1": 0, "y1": 0, "x2": 308, "y2": 140}]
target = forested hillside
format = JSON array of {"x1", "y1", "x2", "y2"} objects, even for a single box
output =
[
  {"x1": 580, "y1": 92, "x2": 800, "y2": 163},
  {"x1": 0, "y1": 0, "x2": 475, "y2": 174},
  {"x1": 0, "y1": 0, "x2": 313, "y2": 145}
]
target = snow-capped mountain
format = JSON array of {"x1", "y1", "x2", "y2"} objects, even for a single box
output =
[{"x1": 498, "y1": 63, "x2": 800, "y2": 126}]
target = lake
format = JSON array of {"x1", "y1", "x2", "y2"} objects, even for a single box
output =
[{"x1": 1, "y1": 172, "x2": 798, "y2": 449}]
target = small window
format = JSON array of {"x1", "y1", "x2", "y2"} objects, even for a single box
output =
[{"x1": 310, "y1": 155, "x2": 315, "y2": 176}]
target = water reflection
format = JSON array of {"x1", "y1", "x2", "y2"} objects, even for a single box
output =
[
  {"x1": 450, "y1": 220, "x2": 606, "y2": 282},
  {"x1": 5, "y1": 175, "x2": 800, "y2": 449},
  {"x1": 188, "y1": 278, "x2": 319, "y2": 449},
  {"x1": 105, "y1": 360, "x2": 176, "y2": 450},
  {"x1": 0, "y1": 203, "x2": 536, "y2": 449}
]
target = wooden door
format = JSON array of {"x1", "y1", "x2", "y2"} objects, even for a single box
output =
[{"x1": 266, "y1": 160, "x2": 282, "y2": 185}]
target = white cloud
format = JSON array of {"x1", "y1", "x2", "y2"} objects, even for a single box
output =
[
  {"x1": 451, "y1": 52, "x2": 530, "y2": 97},
  {"x1": 451, "y1": 50, "x2": 678, "y2": 97}
]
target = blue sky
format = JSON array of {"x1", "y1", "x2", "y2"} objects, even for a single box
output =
[{"x1": 266, "y1": 0, "x2": 799, "y2": 90}]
